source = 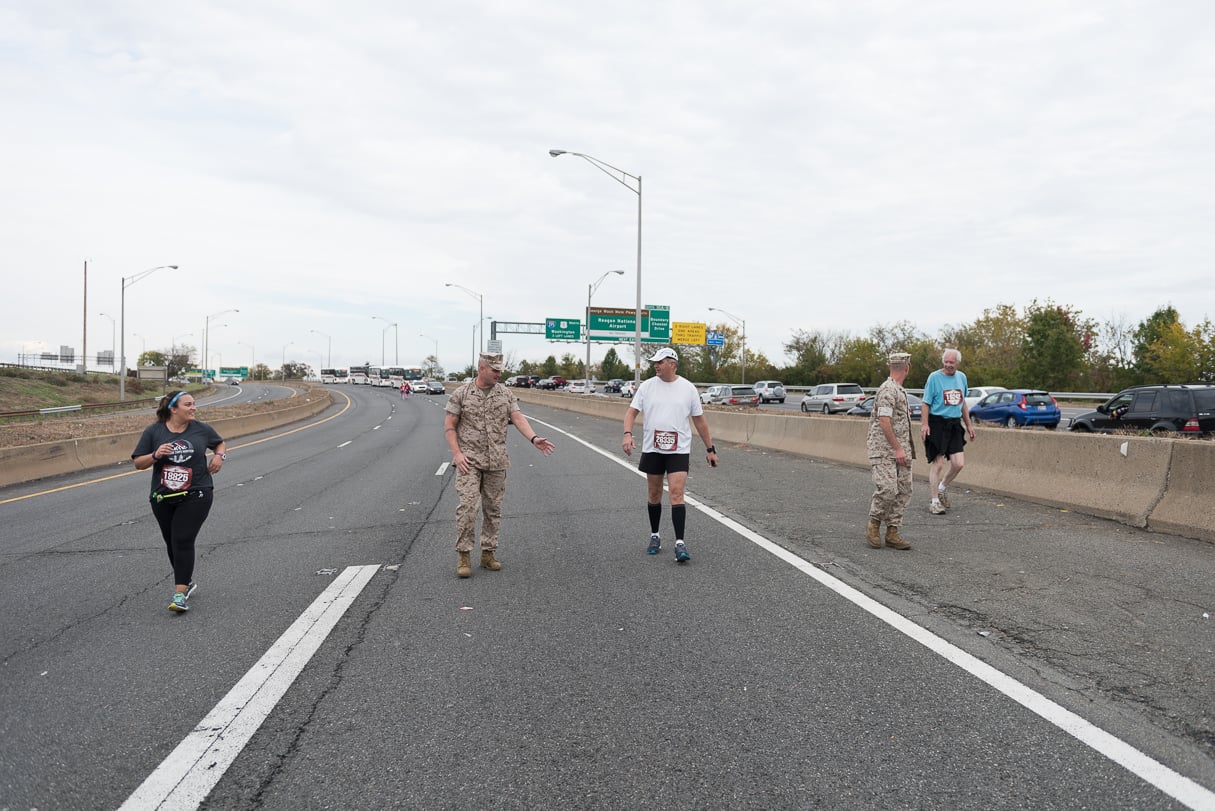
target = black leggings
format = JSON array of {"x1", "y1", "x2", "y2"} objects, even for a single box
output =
[{"x1": 151, "y1": 489, "x2": 213, "y2": 586}]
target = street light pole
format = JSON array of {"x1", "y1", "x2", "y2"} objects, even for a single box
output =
[
  {"x1": 203, "y1": 308, "x2": 239, "y2": 384},
  {"x1": 281, "y1": 342, "x2": 294, "y2": 380},
  {"x1": 550, "y1": 149, "x2": 643, "y2": 385},
  {"x1": 587, "y1": 270, "x2": 625, "y2": 395},
  {"x1": 708, "y1": 306, "x2": 747, "y2": 384},
  {"x1": 119, "y1": 264, "x2": 177, "y2": 400},
  {"x1": 172, "y1": 332, "x2": 194, "y2": 367},
  {"x1": 309, "y1": 329, "x2": 332, "y2": 368},
  {"x1": 470, "y1": 321, "x2": 480, "y2": 374},
  {"x1": 238, "y1": 341, "x2": 255, "y2": 380},
  {"x1": 98, "y1": 312, "x2": 116, "y2": 370},
  {"x1": 371, "y1": 316, "x2": 392, "y2": 365},
  {"x1": 420, "y1": 333, "x2": 438, "y2": 375},
  {"x1": 445, "y1": 284, "x2": 484, "y2": 356}
]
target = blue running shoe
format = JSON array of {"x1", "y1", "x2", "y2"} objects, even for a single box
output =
[
  {"x1": 169, "y1": 592, "x2": 189, "y2": 613},
  {"x1": 647, "y1": 533, "x2": 661, "y2": 555},
  {"x1": 674, "y1": 541, "x2": 690, "y2": 563}
]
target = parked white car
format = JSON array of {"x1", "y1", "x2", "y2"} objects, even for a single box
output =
[{"x1": 964, "y1": 386, "x2": 1008, "y2": 409}]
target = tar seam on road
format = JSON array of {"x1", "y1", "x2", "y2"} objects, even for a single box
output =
[{"x1": 528, "y1": 417, "x2": 1215, "y2": 811}]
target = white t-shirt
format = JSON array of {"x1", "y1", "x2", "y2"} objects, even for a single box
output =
[{"x1": 629, "y1": 375, "x2": 703, "y2": 454}]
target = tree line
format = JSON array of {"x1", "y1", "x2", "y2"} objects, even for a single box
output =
[{"x1": 503, "y1": 302, "x2": 1214, "y2": 391}]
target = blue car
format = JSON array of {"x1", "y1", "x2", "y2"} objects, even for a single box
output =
[{"x1": 970, "y1": 389, "x2": 1060, "y2": 429}]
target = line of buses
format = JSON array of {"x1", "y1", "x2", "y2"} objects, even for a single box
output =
[{"x1": 320, "y1": 365, "x2": 426, "y2": 387}]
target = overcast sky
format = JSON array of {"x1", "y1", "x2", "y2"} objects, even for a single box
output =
[{"x1": 2, "y1": 2, "x2": 1212, "y2": 376}]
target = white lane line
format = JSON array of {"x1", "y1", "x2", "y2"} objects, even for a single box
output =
[
  {"x1": 436, "y1": 462, "x2": 450, "y2": 476},
  {"x1": 529, "y1": 418, "x2": 1215, "y2": 810},
  {"x1": 119, "y1": 564, "x2": 381, "y2": 811},
  {"x1": 337, "y1": 441, "x2": 352, "y2": 448}
]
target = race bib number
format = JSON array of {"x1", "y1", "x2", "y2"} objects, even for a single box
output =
[
  {"x1": 160, "y1": 465, "x2": 193, "y2": 492},
  {"x1": 653, "y1": 429, "x2": 678, "y2": 451},
  {"x1": 943, "y1": 389, "x2": 963, "y2": 407}
]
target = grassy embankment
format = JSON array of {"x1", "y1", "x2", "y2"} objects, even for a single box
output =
[{"x1": 0, "y1": 367, "x2": 193, "y2": 419}]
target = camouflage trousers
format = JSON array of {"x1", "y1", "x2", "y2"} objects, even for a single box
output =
[
  {"x1": 455, "y1": 466, "x2": 507, "y2": 552},
  {"x1": 869, "y1": 458, "x2": 912, "y2": 527}
]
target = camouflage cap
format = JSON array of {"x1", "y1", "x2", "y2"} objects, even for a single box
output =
[
  {"x1": 478, "y1": 352, "x2": 504, "y2": 371},
  {"x1": 888, "y1": 352, "x2": 911, "y2": 366}
]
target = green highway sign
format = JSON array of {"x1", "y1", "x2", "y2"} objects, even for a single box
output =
[
  {"x1": 587, "y1": 306, "x2": 670, "y2": 343},
  {"x1": 545, "y1": 318, "x2": 582, "y2": 341}
]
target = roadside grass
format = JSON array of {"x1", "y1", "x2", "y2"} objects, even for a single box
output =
[{"x1": 0, "y1": 368, "x2": 183, "y2": 418}]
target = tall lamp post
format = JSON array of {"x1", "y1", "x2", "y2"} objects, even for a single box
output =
[
  {"x1": 550, "y1": 149, "x2": 642, "y2": 385},
  {"x1": 172, "y1": 332, "x2": 194, "y2": 368},
  {"x1": 445, "y1": 283, "x2": 484, "y2": 356},
  {"x1": 98, "y1": 312, "x2": 116, "y2": 370},
  {"x1": 281, "y1": 341, "x2": 294, "y2": 380},
  {"x1": 420, "y1": 333, "x2": 438, "y2": 376},
  {"x1": 587, "y1": 270, "x2": 625, "y2": 394},
  {"x1": 119, "y1": 264, "x2": 177, "y2": 400},
  {"x1": 203, "y1": 308, "x2": 239, "y2": 383},
  {"x1": 371, "y1": 316, "x2": 394, "y2": 365},
  {"x1": 470, "y1": 321, "x2": 479, "y2": 374},
  {"x1": 708, "y1": 306, "x2": 747, "y2": 384},
  {"x1": 310, "y1": 329, "x2": 332, "y2": 368},
  {"x1": 238, "y1": 341, "x2": 255, "y2": 380}
]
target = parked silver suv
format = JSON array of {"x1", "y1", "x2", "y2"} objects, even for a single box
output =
[
  {"x1": 752, "y1": 380, "x2": 786, "y2": 404},
  {"x1": 800, "y1": 382, "x2": 866, "y2": 413}
]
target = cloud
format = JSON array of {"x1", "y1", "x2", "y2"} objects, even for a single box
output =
[{"x1": 3, "y1": 1, "x2": 1214, "y2": 373}]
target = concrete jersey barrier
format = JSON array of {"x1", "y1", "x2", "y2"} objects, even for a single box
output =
[
  {"x1": 0, "y1": 390, "x2": 334, "y2": 488},
  {"x1": 512, "y1": 387, "x2": 1213, "y2": 544}
]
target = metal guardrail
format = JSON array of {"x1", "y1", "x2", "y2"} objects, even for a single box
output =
[{"x1": 38, "y1": 405, "x2": 82, "y2": 415}]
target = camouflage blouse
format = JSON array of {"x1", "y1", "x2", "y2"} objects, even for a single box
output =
[{"x1": 446, "y1": 381, "x2": 521, "y2": 470}]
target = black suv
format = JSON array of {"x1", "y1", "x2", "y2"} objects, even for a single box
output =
[{"x1": 1068, "y1": 385, "x2": 1215, "y2": 436}]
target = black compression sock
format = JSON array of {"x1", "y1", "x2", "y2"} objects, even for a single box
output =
[
  {"x1": 672, "y1": 504, "x2": 686, "y2": 540},
  {"x1": 648, "y1": 502, "x2": 662, "y2": 534}
]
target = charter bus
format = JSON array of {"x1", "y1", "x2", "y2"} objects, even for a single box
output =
[
  {"x1": 348, "y1": 364, "x2": 372, "y2": 385},
  {"x1": 368, "y1": 365, "x2": 401, "y2": 387},
  {"x1": 319, "y1": 368, "x2": 348, "y2": 384}
]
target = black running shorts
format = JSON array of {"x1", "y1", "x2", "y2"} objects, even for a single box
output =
[
  {"x1": 638, "y1": 452, "x2": 690, "y2": 475},
  {"x1": 924, "y1": 414, "x2": 966, "y2": 462}
]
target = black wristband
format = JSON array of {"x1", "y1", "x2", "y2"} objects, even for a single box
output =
[
  {"x1": 706, "y1": 446, "x2": 716, "y2": 453},
  {"x1": 623, "y1": 431, "x2": 632, "y2": 435},
  {"x1": 531, "y1": 435, "x2": 539, "y2": 444}
]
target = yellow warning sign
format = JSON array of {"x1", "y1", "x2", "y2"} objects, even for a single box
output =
[{"x1": 671, "y1": 322, "x2": 707, "y2": 345}]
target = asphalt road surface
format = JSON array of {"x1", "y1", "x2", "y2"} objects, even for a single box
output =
[{"x1": 2, "y1": 384, "x2": 1212, "y2": 810}]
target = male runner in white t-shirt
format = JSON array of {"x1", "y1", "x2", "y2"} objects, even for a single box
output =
[{"x1": 622, "y1": 347, "x2": 718, "y2": 562}]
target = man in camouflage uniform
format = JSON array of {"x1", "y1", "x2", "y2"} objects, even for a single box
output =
[
  {"x1": 866, "y1": 352, "x2": 915, "y2": 550},
  {"x1": 444, "y1": 353, "x2": 555, "y2": 577}
]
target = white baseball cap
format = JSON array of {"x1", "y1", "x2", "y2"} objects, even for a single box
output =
[{"x1": 648, "y1": 347, "x2": 678, "y2": 363}]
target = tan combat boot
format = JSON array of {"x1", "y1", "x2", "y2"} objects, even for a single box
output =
[
  {"x1": 457, "y1": 551, "x2": 472, "y2": 578},
  {"x1": 866, "y1": 517, "x2": 882, "y2": 548},
  {"x1": 480, "y1": 549, "x2": 502, "y2": 571},
  {"x1": 885, "y1": 526, "x2": 912, "y2": 551}
]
